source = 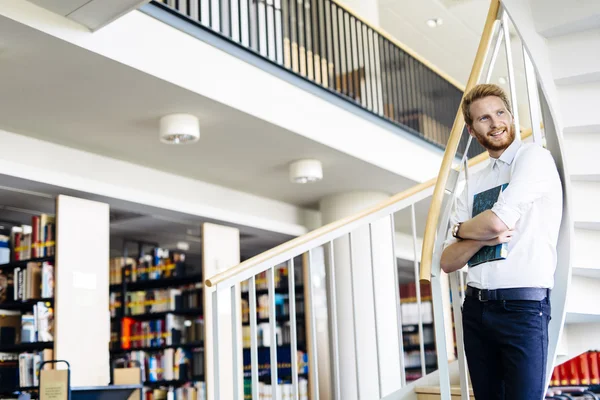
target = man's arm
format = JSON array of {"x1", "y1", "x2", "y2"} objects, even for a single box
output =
[
  {"x1": 456, "y1": 210, "x2": 508, "y2": 241},
  {"x1": 441, "y1": 229, "x2": 514, "y2": 273}
]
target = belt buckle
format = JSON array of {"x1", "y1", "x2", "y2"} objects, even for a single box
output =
[{"x1": 478, "y1": 289, "x2": 489, "y2": 302}]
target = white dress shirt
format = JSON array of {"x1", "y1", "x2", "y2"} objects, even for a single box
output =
[{"x1": 445, "y1": 139, "x2": 563, "y2": 290}]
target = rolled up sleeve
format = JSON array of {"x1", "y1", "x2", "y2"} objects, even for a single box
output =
[{"x1": 491, "y1": 146, "x2": 560, "y2": 229}]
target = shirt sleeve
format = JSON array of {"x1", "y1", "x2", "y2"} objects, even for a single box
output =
[
  {"x1": 491, "y1": 146, "x2": 561, "y2": 229},
  {"x1": 443, "y1": 184, "x2": 470, "y2": 249}
]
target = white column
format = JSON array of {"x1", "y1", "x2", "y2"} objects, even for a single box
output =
[{"x1": 319, "y1": 191, "x2": 402, "y2": 399}]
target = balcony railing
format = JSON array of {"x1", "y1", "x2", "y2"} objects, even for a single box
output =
[{"x1": 152, "y1": 0, "x2": 484, "y2": 157}]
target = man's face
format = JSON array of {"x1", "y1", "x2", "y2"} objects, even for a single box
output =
[{"x1": 467, "y1": 96, "x2": 515, "y2": 155}]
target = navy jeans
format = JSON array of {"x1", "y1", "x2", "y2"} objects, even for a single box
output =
[{"x1": 462, "y1": 294, "x2": 551, "y2": 400}]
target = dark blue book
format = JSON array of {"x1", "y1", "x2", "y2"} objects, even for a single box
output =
[{"x1": 468, "y1": 183, "x2": 509, "y2": 267}]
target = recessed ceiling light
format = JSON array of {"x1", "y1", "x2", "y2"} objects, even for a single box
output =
[
  {"x1": 426, "y1": 18, "x2": 443, "y2": 28},
  {"x1": 498, "y1": 76, "x2": 508, "y2": 85}
]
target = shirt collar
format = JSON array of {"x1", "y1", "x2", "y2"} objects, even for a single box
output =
[{"x1": 490, "y1": 137, "x2": 522, "y2": 167}]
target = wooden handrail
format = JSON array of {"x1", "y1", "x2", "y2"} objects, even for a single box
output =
[
  {"x1": 328, "y1": 0, "x2": 465, "y2": 92},
  {"x1": 419, "y1": 0, "x2": 501, "y2": 283}
]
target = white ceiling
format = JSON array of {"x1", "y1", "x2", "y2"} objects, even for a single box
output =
[
  {"x1": 378, "y1": 0, "x2": 533, "y2": 129},
  {"x1": 0, "y1": 14, "x2": 417, "y2": 212}
]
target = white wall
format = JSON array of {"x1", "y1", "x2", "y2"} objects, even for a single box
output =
[
  {"x1": 0, "y1": 0, "x2": 445, "y2": 184},
  {"x1": 0, "y1": 129, "x2": 312, "y2": 236}
]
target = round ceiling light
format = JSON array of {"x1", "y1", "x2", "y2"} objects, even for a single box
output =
[
  {"x1": 426, "y1": 18, "x2": 443, "y2": 28},
  {"x1": 159, "y1": 113, "x2": 200, "y2": 144},
  {"x1": 289, "y1": 159, "x2": 323, "y2": 184}
]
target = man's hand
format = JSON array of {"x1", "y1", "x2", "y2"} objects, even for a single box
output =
[{"x1": 482, "y1": 229, "x2": 515, "y2": 247}]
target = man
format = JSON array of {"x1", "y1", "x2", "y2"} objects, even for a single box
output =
[{"x1": 440, "y1": 84, "x2": 563, "y2": 400}]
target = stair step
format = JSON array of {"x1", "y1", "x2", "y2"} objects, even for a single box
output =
[
  {"x1": 532, "y1": 0, "x2": 600, "y2": 38},
  {"x1": 415, "y1": 386, "x2": 474, "y2": 400},
  {"x1": 558, "y1": 81, "x2": 600, "y2": 129},
  {"x1": 564, "y1": 132, "x2": 600, "y2": 178},
  {"x1": 549, "y1": 27, "x2": 600, "y2": 85},
  {"x1": 573, "y1": 228, "x2": 600, "y2": 270},
  {"x1": 571, "y1": 181, "x2": 600, "y2": 225},
  {"x1": 565, "y1": 275, "x2": 600, "y2": 320}
]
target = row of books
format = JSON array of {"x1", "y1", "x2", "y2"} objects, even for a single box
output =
[
  {"x1": 110, "y1": 287, "x2": 202, "y2": 317},
  {"x1": 551, "y1": 351, "x2": 600, "y2": 386},
  {"x1": 144, "y1": 383, "x2": 206, "y2": 400},
  {"x1": 242, "y1": 323, "x2": 305, "y2": 349},
  {"x1": 240, "y1": 263, "x2": 304, "y2": 293},
  {"x1": 242, "y1": 347, "x2": 309, "y2": 380},
  {"x1": 404, "y1": 349, "x2": 437, "y2": 369},
  {"x1": 124, "y1": 348, "x2": 204, "y2": 382},
  {"x1": 0, "y1": 349, "x2": 53, "y2": 391},
  {"x1": 242, "y1": 295, "x2": 305, "y2": 324},
  {"x1": 0, "y1": 305, "x2": 53, "y2": 345},
  {"x1": 118, "y1": 315, "x2": 203, "y2": 349},
  {"x1": 4, "y1": 214, "x2": 55, "y2": 262},
  {"x1": 109, "y1": 249, "x2": 188, "y2": 285},
  {"x1": 399, "y1": 282, "x2": 432, "y2": 303},
  {"x1": 6, "y1": 261, "x2": 54, "y2": 302},
  {"x1": 400, "y1": 301, "x2": 433, "y2": 326},
  {"x1": 244, "y1": 378, "x2": 309, "y2": 400}
]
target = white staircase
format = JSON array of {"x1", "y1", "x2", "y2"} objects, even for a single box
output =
[{"x1": 543, "y1": 6, "x2": 600, "y2": 361}]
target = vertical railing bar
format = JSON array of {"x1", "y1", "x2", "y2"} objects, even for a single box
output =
[
  {"x1": 410, "y1": 204, "x2": 427, "y2": 377},
  {"x1": 237, "y1": 0, "x2": 242, "y2": 43},
  {"x1": 408, "y1": 57, "x2": 418, "y2": 135},
  {"x1": 370, "y1": 31, "x2": 380, "y2": 115},
  {"x1": 387, "y1": 40, "x2": 398, "y2": 121},
  {"x1": 306, "y1": 249, "x2": 320, "y2": 400},
  {"x1": 255, "y1": 0, "x2": 261, "y2": 54},
  {"x1": 368, "y1": 223, "x2": 382, "y2": 398},
  {"x1": 361, "y1": 24, "x2": 372, "y2": 110},
  {"x1": 326, "y1": 241, "x2": 341, "y2": 400},
  {"x1": 208, "y1": 0, "x2": 213, "y2": 27},
  {"x1": 231, "y1": 285, "x2": 240, "y2": 400},
  {"x1": 212, "y1": 289, "x2": 221, "y2": 400},
  {"x1": 330, "y1": 2, "x2": 338, "y2": 91},
  {"x1": 288, "y1": 258, "x2": 300, "y2": 400},
  {"x1": 198, "y1": 0, "x2": 202, "y2": 23},
  {"x1": 326, "y1": 0, "x2": 335, "y2": 90},
  {"x1": 380, "y1": 38, "x2": 390, "y2": 117},
  {"x1": 273, "y1": 0, "x2": 279, "y2": 62},
  {"x1": 348, "y1": 232, "x2": 361, "y2": 396},
  {"x1": 342, "y1": 12, "x2": 351, "y2": 97},
  {"x1": 335, "y1": 7, "x2": 344, "y2": 94},
  {"x1": 382, "y1": 39, "x2": 395, "y2": 120},
  {"x1": 311, "y1": 0, "x2": 319, "y2": 83},
  {"x1": 353, "y1": 18, "x2": 363, "y2": 106},
  {"x1": 366, "y1": 28, "x2": 376, "y2": 112},
  {"x1": 349, "y1": 16, "x2": 357, "y2": 102},
  {"x1": 263, "y1": 0, "x2": 270, "y2": 58},
  {"x1": 227, "y1": 0, "x2": 232, "y2": 38},
  {"x1": 485, "y1": 20, "x2": 504, "y2": 83},
  {"x1": 249, "y1": 276, "x2": 260, "y2": 400},
  {"x1": 501, "y1": 9, "x2": 521, "y2": 140},
  {"x1": 267, "y1": 267, "x2": 279, "y2": 400},
  {"x1": 217, "y1": 0, "x2": 223, "y2": 33},
  {"x1": 450, "y1": 272, "x2": 470, "y2": 400},
  {"x1": 290, "y1": 0, "x2": 297, "y2": 72},
  {"x1": 302, "y1": 0, "x2": 310, "y2": 79},
  {"x1": 247, "y1": 0, "x2": 252, "y2": 48},
  {"x1": 396, "y1": 47, "x2": 406, "y2": 126},
  {"x1": 523, "y1": 47, "x2": 544, "y2": 145},
  {"x1": 389, "y1": 213, "x2": 407, "y2": 386}
]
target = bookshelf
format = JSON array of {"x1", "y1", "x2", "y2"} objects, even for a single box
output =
[
  {"x1": 108, "y1": 239, "x2": 206, "y2": 399},
  {"x1": 0, "y1": 208, "x2": 57, "y2": 394}
]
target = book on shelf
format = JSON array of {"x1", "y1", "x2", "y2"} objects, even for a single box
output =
[
  {"x1": 110, "y1": 287, "x2": 202, "y2": 318},
  {"x1": 242, "y1": 345, "x2": 309, "y2": 379},
  {"x1": 115, "y1": 314, "x2": 204, "y2": 350},
  {"x1": 0, "y1": 304, "x2": 53, "y2": 346},
  {"x1": 550, "y1": 350, "x2": 600, "y2": 387},
  {"x1": 468, "y1": 183, "x2": 509, "y2": 267},
  {"x1": 9, "y1": 261, "x2": 54, "y2": 302},
  {"x1": 142, "y1": 382, "x2": 206, "y2": 400},
  {"x1": 0, "y1": 349, "x2": 54, "y2": 391},
  {"x1": 240, "y1": 262, "x2": 304, "y2": 293},
  {"x1": 6, "y1": 214, "x2": 55, "y2": 262},
  {"x1": 109, "y1": 249, "x2": 189, "y2": 286},
  {"x1": 119, "y1": 347, "x2": 204, "y2": 383}
]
